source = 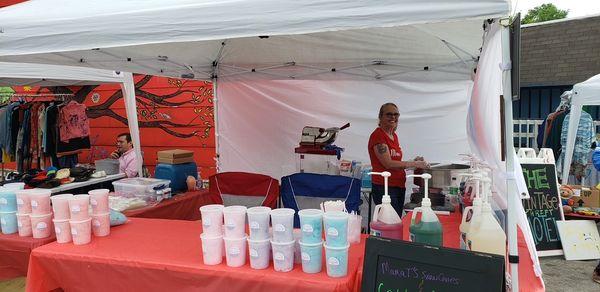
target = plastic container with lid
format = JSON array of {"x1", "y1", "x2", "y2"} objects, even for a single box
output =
[
  {"x1": 369, "y1": 171, "x2": 403, "y2": 240},
  {"x1": 112, "y1": 178, "x2": 171, "y2": 201}
]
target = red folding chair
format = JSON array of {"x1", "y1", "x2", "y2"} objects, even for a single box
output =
[{"x1": 207, "y1": 172, "x2": 279, "y2": 208}]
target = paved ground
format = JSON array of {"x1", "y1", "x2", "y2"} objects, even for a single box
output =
[{"x1": 541, "y1": 256, "x2": 598, "y2": 292}]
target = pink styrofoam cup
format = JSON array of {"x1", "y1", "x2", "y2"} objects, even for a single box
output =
[
  {"x1": 50, "y1": 194, "x2": 74, "y2": 220},
  {"x1": 16, "y1": 213, "x2": 32, "y2": 237},
  {"x1": 224, "y1": 235, "x2": 248, "y2": 268},
  {"x1": 70, "y1": 218, "x2": 92, "y2": 245},
  {"x1": 68, "y1": 195, "x2": 90, "y2": 221},
  {"x1": 15, "y1": 190, "x2": 32, "y2": 214},
  {"x1": 91, "y1": 212, "x2": 110, "y2": 237},
  {"x1": 53, "y1": 219, "x2": 72, "y2": 243},
  {"x1": 29, "y1": 190, "x2": 52, "y2": 216},
  {"x1": 199, "y1": 204, "x2": 224, "y2": 236},
  {"x1": 88, "y1": 189, "x2": 110, "y2": 214},
  {"x1": 200, "y1": 233, "x2": 224, "y2": 265},
  {"x1": 30, "y1": 213, "x2": 53, "y2": 239},
  {"x1": 223, "y1": 205, "x2": 247, "y2": 238}
]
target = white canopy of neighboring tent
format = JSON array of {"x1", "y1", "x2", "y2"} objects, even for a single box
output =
[
  {"x1": 562, "y1": 74, "x2": 600, "y2": 183},
  {"x1": 0, "y1": 62, "x2": 143, "y2": 176},
  {"x1": 0, "y1": 0, "x2": 540, "y2": 289}
]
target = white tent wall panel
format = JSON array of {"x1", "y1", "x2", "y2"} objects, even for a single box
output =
[{"x1": 217, "y1": 75, "x2": 472, "y2": 178}]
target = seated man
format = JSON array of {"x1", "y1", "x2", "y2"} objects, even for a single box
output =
[{"x1": 110, "y1": 133, "x2": 140, "y2": 178}]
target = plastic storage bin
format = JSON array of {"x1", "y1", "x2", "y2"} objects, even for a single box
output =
[
  {"x1": 112, "y1": 178, "x2": 171, "y2": 201},
  {"x1": 154, "y1": 162, "x2": 197, "y2": 192},
  {"x1": 95, "y1": 159, "x2": 120, "y2": 175}
]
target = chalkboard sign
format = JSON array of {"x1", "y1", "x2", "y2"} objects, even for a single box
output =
[
  {"x1": 520, "y1": 163, "x2": 563, "y2": 254},
  {"x1": 361, "y1": 236, "x2": 504, "y2": 292}
]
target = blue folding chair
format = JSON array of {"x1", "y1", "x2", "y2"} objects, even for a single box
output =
[{"x1": 280, "y1": 173, "x2": 362, "y2": 227}]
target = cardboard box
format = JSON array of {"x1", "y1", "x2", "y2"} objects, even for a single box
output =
[
  {"x1": 157, "y1": 149, "x2": 194, "y2": 164},
  {"x1": 581, "y1": 187, "x2": 600, "y2": 208}
]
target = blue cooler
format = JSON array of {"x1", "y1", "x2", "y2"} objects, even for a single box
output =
[{"x1": 154, "y1": 162, "x2": 198, "y2": 193}]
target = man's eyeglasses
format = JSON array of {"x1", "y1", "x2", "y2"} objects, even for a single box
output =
[{"x1": 384, "y1": 113, "x2": 400, "y2": 118}]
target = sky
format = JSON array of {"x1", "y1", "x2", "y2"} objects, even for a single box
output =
[{"x1": 513, "y1": 0, "x2": 600, "y2": 18}]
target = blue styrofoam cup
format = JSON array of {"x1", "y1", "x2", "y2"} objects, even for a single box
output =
[
  {"x1": 299, "y1": 240, "x2": 323, "y2": 274},
  {"x1": 0, "y1": 211, "x2": 18, "y2": 234},
  {"x1": 323, "y1": 211, "x2": 349, "y2": 247},
  {"x1": 324, "y1": 243, "x2": 350, "y2": 278},
  {"x1": 0, "y1": 189, "x2": 17, "y2": 212},
  {"x1": 298, "y1": 209, "x2": 323, "y2": 244}
]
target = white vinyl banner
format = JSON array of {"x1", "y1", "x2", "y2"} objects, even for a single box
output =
[{"x1": 217, "y1": 75, "x2": 472, "y2": 178}]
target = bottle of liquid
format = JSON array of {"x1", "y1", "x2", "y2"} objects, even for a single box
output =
[
  {"x1": 369, "y1": 171, "x2": 403, "y2": 240},
  {"x1": 459, "y1": 174, "x2": 482, "y2": 250},
  {"x1": 408, "y1": 173, "x2": 443, "y2": 246},
  {"x1": 466, "y1": 179, "x2": 506, "y2": 256}
]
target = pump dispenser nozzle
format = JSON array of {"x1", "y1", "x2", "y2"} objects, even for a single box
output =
[
  {"x1": 369, "y1": 171, "x2": 391, "y2": 203},
  {"x1": 407, "y1": 173, "x2": 432, "y2": 206}
]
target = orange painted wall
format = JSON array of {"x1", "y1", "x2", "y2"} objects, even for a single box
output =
[{"x1": 10, "y1": 74, "x2": 216, "y2": 178}]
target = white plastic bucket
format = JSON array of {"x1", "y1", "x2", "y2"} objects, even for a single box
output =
[
  {"x1": 50, "y1": 194, "x2": 74, "y2": 220},
  {"x1": 88, "y1": 189, "x2": 110, "y2": 214},
  {"x1": 247, "y1": 237, "x2": 271, "y2": 270},
  {"x1": 200, "y1": 233, "x2": 224, "y2": 265},
  {"x1": 53, "y1": 219, "x2": 72, "y2": 243},
  {"x1": 299, "y1": 240, "x2": 323, "y2": 274},
  {"x1": 16, "y1": 213, "x2": 32, "y2": 237},
  {"x1": 298, "y1": 209, "x2": 323, "y2": 244},
  {"x1": 68, "y1": 195, "x2": 90, "y2": 221},
  {"x1": 29, "y1": 190, "x2": 51, "y2": 216},
  {"x1": 15, "y1": 190, "x2": 32, "y2": 214},
  {"x1": 223, "y1": 205, "x2": 247, "y2": 238},
  {"x1": 324, "y1": 243, "x2": 350, "y2": 278},
  {"x1": 323, "y1": 211, "x2": 349, "y2": 247},
  {"x1": 91, "y1": 212, "x2": 110, "y2": 237},
  {"x1": 271, "y1": 239, "x2": 295, "y2": 272},
  {"x1": 30, "y1": 213, "x2": 53, "y2": 239},
  {"x1": 199, "y1": 204, "x2": 224, "y2": 236},
  {"x1": 270, "y1": 208, "x2": 295, "y2": 243},
  {"x1": 70, "y1": 218, "x2": 92, "y2": 245},
  {"x1": 247, "y1": 206, "x2": 271, "y2": 240},
  {"x1": 224, "y1": 235, "x2": 247, "y2": 267}
]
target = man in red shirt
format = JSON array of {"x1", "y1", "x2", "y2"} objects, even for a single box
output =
[{"x1": 368, "y1": 103, "x2": 430, "y2": 216}]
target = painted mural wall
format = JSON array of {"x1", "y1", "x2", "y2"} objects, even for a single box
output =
[{"x1": 9, "y1": 74, "x2": 216, "y2": 178}]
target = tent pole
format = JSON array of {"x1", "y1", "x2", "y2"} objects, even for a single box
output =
[
  {"x1": 120, "y1": 72, "x2": 144, "y2": 177},
  {"x1": 500, "y1": 20, "x2": 519, "y2": 292},
  {"x1": 212, "y1": 77, "x2": 219, "y2": 173}
]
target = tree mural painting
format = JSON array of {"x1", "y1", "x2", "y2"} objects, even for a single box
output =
[{"x1": 17, "y1": 74, "x2": 216, "y2": 175}]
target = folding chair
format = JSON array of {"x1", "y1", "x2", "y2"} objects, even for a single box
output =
[
  {"x1": 280, "y1": 173, "x2": 362, "y2": 227},
  {"x1": 207, "y1": 172, "x2": 279, "y2": 208}
]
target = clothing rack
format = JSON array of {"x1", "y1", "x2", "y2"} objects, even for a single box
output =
[{"x1": 1, "y1": 93, "x2": 74, "y2": 103}]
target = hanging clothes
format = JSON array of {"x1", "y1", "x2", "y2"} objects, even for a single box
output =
[
  {"x1": 59, "y1": 100, "x2": 90, "y2": 142},
  {"x1": 557, "y1": 111, "x2": 594, "y2": 179}
]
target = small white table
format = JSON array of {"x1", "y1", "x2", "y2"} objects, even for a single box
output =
[{"x1": 44, "y1": 173, "x2": 126, "y2": 194}]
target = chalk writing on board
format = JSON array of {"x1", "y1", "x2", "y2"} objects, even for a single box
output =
[
  {"x1": 521, "y1": 164, "x2": 562, "y2": 250},
  {"x1": 380, "y1": 261, "x2": 461, "y2": 285}
]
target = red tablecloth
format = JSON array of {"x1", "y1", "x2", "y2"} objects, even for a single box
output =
[
  {"x1": 402, "y1": 209, "x2": 544, "y2": 292},
  {"x1": 124, "y1": 190, "x2": 216, "y2": 220},
  {"x1": 0, "y1": 233, "x2": 55, "y2": 280},
  {"x1": 26, "y1": 218, "x2": 365, "y2": 292}
]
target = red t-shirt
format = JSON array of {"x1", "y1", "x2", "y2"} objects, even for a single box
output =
[{"x1": 368, "y1": 128, "x2": 406, "y2": 187}]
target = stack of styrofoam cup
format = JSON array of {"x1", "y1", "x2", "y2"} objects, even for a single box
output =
[
  {"x1": 298, "y1": 209, "x2": 324, "y2": 274},
  {"x1": 89, "y1": 189, "x2": 110, "y2": 237},
  {"x1": 51, "y1": 194, "x2": 73, "y2": 243},
  {"x1": 0, "y1": 188, "x2": 18, "y2": 235},
  {"x1": 270, "y1": 208, "x2": 296, "y2": 272},
  {"x1": 68, "y1": 195, "x2": 91, "y2": 245},
  {"x1": 199, "y1": 204, "x2": 224, "y2": 265},
  {"x1": 247, "y1": 206, "x2": 272, "y2": 269},
  {"x1": 223, "y1": 205, "x2": 248, "y2": 267},
  {"x1": 323, "y1": 211, "x2": 350, "y2": 278},
  {"x1": 29, "y1": 189, "x2": 53, "y2": 239}
]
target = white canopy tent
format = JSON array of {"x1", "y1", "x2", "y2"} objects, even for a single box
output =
[
  {"x1": 0, "y1": 0, "x2": 541, "y2": 290},
  {"x1": 0, "y1": 62, "x2": 143, "y2": 176},
  {"x1": 562, "y1": 74, "x2": 600, "y2": 183}
]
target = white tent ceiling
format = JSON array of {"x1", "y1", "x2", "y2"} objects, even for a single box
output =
[
  {"x1": 0, "y1": 0, "x2": 509, "y2": 80},
  {"x1": 0, "y1": 62, "x2": 143, "y2": 176}
]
